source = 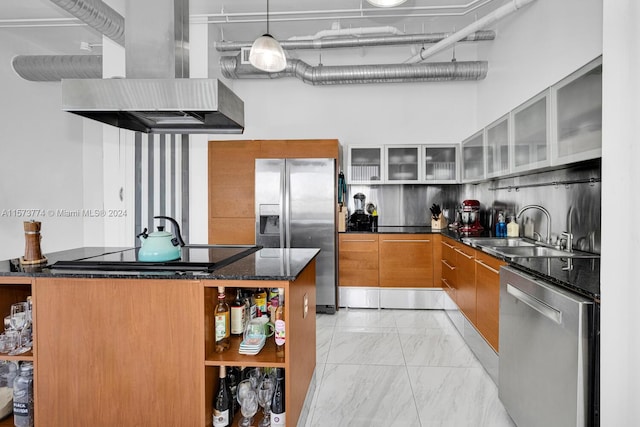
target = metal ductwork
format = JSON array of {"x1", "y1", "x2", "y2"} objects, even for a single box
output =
[
  {"x1": 49, "y1": 0, "x2": 125, "y2": 46},
  {"x1": 220, "y1": 55, "x2": 487, "y2": 85},
  {"x1": 61, "y1": 0, "x2": 244, "y2": 134},
  {"x1": 215, "y1": 30, "x2": 495, "y2": 51},
  {"x1": 12, "y1": 55, "x2": 102, "y2": 82}
]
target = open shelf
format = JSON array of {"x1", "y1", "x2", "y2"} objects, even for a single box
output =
[{"x1": 205, "y1": 335, "x2": 285, "y2": 367}]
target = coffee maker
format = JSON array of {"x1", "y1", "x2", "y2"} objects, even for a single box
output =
[
  {"x1": 459, "y1": 200, "x2": 483, "y2": 233},
  {"x1": 348, "y1": 193, "x2": 372, "y2": 231}
]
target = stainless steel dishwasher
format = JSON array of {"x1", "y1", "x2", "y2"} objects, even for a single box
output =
[{"x1": 499, "y1": 266, "x2": 595, "y2": 427}]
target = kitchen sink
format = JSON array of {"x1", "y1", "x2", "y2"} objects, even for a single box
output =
[
  {"x1": 462, "y1": 237, "x2": 536, "y2": 248},
  {"x1": 483, "y1": 245, "x2": 600, "y2": 260}
]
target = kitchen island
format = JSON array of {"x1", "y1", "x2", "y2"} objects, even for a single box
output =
[{"x1": 0, "y1": 246, "x2": 319, "y2": 427}]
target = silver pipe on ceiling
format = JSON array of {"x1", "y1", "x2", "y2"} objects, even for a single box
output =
[
  {"x1": 220, "y1": 55, "x2": 487, "y2": 85},
  {"x1": 11, "y1": 55, "x2": 102, "y2": 82},
  {"x1": 215, "y1": 30, "x2": 495, "y2": 51},
  {"x1": 49, "y1": 0, "x2": 125, "y2": 46}
]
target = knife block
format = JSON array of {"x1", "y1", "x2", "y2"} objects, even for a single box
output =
[
  {"x1": 21, "y1": 220, "x2": 47, "y2": 265},
  {"x1": 431, "y1": 213, "x2": 447, "y2": 230}
]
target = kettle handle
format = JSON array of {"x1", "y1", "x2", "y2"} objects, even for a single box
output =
[{"x1": 154, "y1": 216, "x2": 185, "y2": 247}]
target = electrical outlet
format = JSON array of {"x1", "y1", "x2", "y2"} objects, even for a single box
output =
[{"x1": 303, "y1": 293, "x2": 308, "y2": 319}]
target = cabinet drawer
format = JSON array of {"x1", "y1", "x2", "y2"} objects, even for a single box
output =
[
  {"x1": 379, "y1": 234, "x2": 433, "y2": 287},
  {"x1": 339, "y1": 234, "x2": 379, "y2": 287}
]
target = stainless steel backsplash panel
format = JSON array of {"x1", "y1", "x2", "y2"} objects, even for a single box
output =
[{"x1": 346, "y1": 159, "x2": 600, "y2": 254}]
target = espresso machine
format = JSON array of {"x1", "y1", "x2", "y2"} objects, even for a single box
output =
[
  {"x1": 459, "y1": 199, "x2": 484, "y2": 233},
  {"x1": 348, "y1": 193, "x2": 372, "y2": 231}
]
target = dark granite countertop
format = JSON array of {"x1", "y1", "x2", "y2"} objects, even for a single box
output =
[
  {"x1": 0, "y1": 246, "x2": 320, "y2": 281},
  {"x1": 341, "y1": 226, "x2": 435, "y2": 234},
  {"x1": 440, "y1": 229, "x2": 600, "y2": 301}
]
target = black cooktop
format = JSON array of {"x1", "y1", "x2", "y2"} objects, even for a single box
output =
[{"x1": 49, "y1": 245, "x2": 261, "y2": 272}]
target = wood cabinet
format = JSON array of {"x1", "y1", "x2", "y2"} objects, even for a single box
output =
[
  {"x1": 208, "y1": 139, "x2": 340, "y2": 245},
  {"x1": 475, "y1": 251, "x2": 506, "y2": 353},
  {"x1": 440, "y1": 237, "x2": 457, "y2": 302},
  {"x1": 454, "y1": 243, "x2": 476, "y2": 324},
  {"x1": 338, "y1": 234, "x2": 379, "y2": 287},
  {"x1": 379, "y1": 234, "x2": 434, "y2": 287},
  {"x1": 7, "y1": 260, "x2": 316, "y2": 427}
]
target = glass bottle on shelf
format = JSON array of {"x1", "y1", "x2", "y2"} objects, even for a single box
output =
[
  {"x1": 213, "y1": 366, "x2": 231, "y2": 427},
  {"x1": 274, "y1": 288, "x2": 285, "y2": 358},
  {"x1": 214, "y1": 287, "x2": 230, "y2": 353},
  {"x1": 254, "y1": 288, "x2": 267, "y2": 318},
  {"x1": 13, "y1": 362, "x2": 34, "y2": 427},
  {"x1": 230, "y1": 288, "x2": 245, "y2": 336},
  {"x1": 270, "y1": 368, "x2": 286, "y2": 427}
]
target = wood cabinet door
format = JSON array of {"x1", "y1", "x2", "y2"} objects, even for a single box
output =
[
  {"x1": 440, "y1": 237, "x2": 458, "y2": 302},
  {"x1": 379, "y1": 234, "x2": 434, "y2": 287},
  {"x1": 454, "y1": 244, "x2": 476, "y2": 323},
  {"x1": 34, "y1": 278, "x2": 203, "y2": 427},
  {"x1": 475, "y1": 251, "x2": 505, "y2": 353},
  {"x1": 338, "y1": 234, "x2": 379, "y2": 287}
]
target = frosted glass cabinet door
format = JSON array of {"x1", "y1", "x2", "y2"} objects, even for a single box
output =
[
  {"x1": 512, "y1": 90, "x2": 550, "y2": 173},
  {"x1": 552, "y1": 57, "x2": 602, "y2": 164},
  {"x1": 348, "y1": 146, "x2": 383, "y2": 183},
  {"x1": 386, "y1": 146, "x2": 420, "y2": 183},
  {"x1": 424, "y1": 145, "x2": 457, "y2": 182},
  {"x1": 486, "y1": 114, "x2": 510, "y2": 178},
  {"x1": 461, "y1": 130, "x2": 485, "y2": 182}
]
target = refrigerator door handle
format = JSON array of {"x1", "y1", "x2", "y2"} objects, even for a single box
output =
[{"x1": 283, "y1": 161, "x2": 291, "y2": 249}]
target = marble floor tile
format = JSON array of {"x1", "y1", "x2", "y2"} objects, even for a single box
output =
[
  {"x1": 316, "y1": 312, "x2": 338, "y2": 328},
  {"x1": 407, "y1": 366, "x2": 515, "y2": 427},
  {"x1": 307, "y1": 363, "x2": 420, "y2": 427},
  {"x1": 327, "y1": 327, "x2": 404, "y2": 365},
  {"x1": 400, "y1": 328, "x2": 482, "y2": 368},
  {"x1": 316, "y1": 325, "x2": 334, "y2": 364},
  {"x1": 392, "y1": 309, "x2": 457, "y2": 332},
  {"x1": 334, "y1": 308, "x2": 397, "y2": 329}
]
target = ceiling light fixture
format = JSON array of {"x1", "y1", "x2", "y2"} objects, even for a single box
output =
[
  {"x1": 249, "y1": 0, "x2": 287, "y2": 72},
  {"x1": 366, "y1": 0, "x2": 409, "y2": 7}
]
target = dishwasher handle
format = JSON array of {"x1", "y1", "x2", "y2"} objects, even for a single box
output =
[{"x1": 506, "y1": 283, "x2": 562, "y2": 324}]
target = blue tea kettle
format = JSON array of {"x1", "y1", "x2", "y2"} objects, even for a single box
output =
[{"x1": 137, "y1": 216, "x2": 185, "y2": 262}]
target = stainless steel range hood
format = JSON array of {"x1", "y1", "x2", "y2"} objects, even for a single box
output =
[
  {"x1": 62, "y1": 78, "x2": 244, "y2": 134},
  {"x1": 60, "y1": 0, "x2": 244, "y2": 134}
]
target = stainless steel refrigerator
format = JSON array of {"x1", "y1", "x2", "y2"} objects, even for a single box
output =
[{"x1": 255, "y1": 158, "x2": 337, "y2": 313}]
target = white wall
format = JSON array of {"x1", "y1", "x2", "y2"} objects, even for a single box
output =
[
  {"x1": 0, "y1": 34, "x2": 86, "y2": 261},
  {"x1": 601, "y1": 1, "x2": 640, "y2": 424}
]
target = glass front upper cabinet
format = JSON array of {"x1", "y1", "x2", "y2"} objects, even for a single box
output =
[
  {"x1": 512, "y1": 90, "x2": 550, "y2": 173},
  {"x1": 348, "y1": 146, "x2": 384, "y2": 183},
  {"x1": 551, "y1": 57, "x2": 602, "y2": 165},
  {"x1": 485, "y1": 114, "x2": 510, "y2": 178},
  {"x1": 385, "y1": 146, "x2": 420, "y2": 183},
  {"x1": 461, "y1": 130, "x2": 485, "y2": 182},
  {"x1": 423, "y1": 145, "x2": 457, "y2": 182}
]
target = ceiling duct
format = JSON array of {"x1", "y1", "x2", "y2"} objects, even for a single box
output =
[
  {"x1": 49, "y1": 0, "x2": 125, "y2": 46},
  {"x1": 60, "y1": 0, "x2": 244, "y2": 134},
  {"x1": 215, "y1": 30, "x2": 495, "y2": 51},
  {"x1": 12, "y1": 55, "x2": 101, "y2": 82},
  {"x1": 220, "y1": 55, "x2": 487, "y2": 85}
]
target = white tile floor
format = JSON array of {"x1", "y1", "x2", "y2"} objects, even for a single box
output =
[{"x1": 304, "y1": 308, "x2": 516, "y2": 427}]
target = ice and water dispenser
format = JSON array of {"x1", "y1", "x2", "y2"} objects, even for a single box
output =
[{"x1": 257, "y1": 204, "x2": 281, "y2": 247}]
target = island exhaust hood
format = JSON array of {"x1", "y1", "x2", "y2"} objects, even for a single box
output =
[{"x1": 61, "y1": 0, "x2": 244, "y2": 134}]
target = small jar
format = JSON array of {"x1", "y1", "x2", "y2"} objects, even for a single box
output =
[{"x1": 13, "y1": 362, "x2": 34, "y2": 427}]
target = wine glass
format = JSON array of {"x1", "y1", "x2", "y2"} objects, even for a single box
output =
[
  {"x1": 8, "y1": 302, "x2": 29, "y2": 355},
  {"x1": 237, "y1": 379, "x2": 258, "y2": 427},
  {"x1": 246, "y1": 367, "x2": 263, "y2": 389},
  {"x1": 257, "y1": 374, "x2": 275, "y2": 427}
]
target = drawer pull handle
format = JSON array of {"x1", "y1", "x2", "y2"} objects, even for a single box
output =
[
  {"x1": 475, "y1": 259, "x2": 500, "y2": 274},
  {"x1": 344, "y1": 239, "x2": 376, "y2": 242},
  {"x1": 441, "y1": 278, "x2": 453, "y2": 289},
  {"x1": 442, "y1": 241, "x2": 455, "y2": 249},
  {"x1": 454, "y1": 248, "x2": 474, "y2": 259},
  {"x1": 383, "y1": 239, "x2": 430, "y2": 243},
  {"x1": 441, "y1": 260, "x2": 455, "y2": 270}
]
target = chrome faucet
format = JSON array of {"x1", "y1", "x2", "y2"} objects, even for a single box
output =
[
  {"x1": 516, "y1": 205, "x2": 552, "y2": 245},
  {"x1": 562, "y1": 205, "x2": 575, "y2": 253}
]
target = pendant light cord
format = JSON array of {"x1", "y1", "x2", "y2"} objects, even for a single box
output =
[{"x1": 267, "y1": 0, "x2": 270, "y2": 35}]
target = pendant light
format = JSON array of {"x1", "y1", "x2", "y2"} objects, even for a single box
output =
[
  {"x1": 249, "y1": 0, "x2": 287, "y2": 72},
  {"x1": 366, "y1": 0, "x2": 408, "y2": 7}
]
